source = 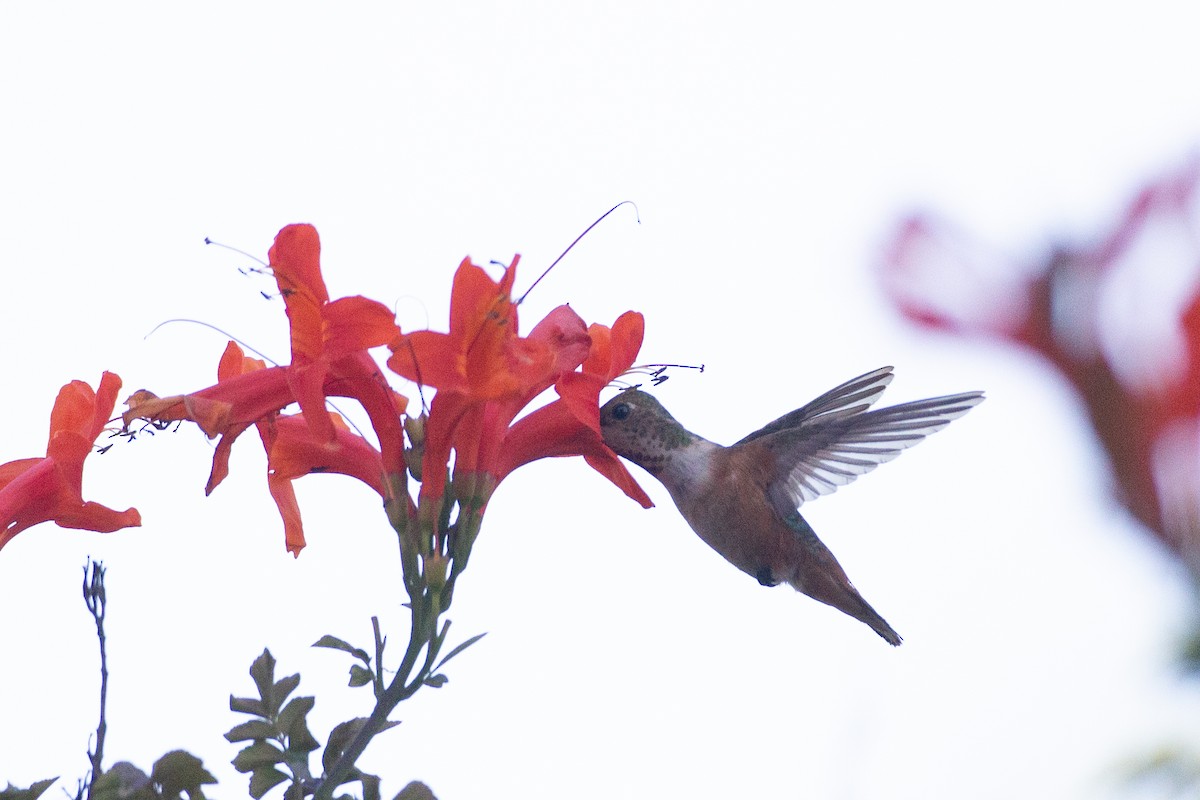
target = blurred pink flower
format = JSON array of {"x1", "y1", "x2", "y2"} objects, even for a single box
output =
[{"x1": 882, "y1": 158, "x2": 1200, "y2": 568}]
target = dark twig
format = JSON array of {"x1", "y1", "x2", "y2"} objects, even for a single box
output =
[{"x1": 82, "y1": 559, "x2": 108, "y2": 799}]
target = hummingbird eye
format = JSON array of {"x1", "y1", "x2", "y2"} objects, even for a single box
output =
[{"x1": 611, "y1": 402, "x2": 633, "y2": 421}]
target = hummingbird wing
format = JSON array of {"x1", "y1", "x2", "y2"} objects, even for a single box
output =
[
  {"x1": 735, "y1": 366, "x2": 896, "y2": 446},
  {"x1": 758, "y1": 389, "x2": 984, "y2": 519}
]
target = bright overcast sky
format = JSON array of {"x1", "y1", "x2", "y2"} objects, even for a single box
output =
[{"x1": 3, "y1": 3, "x2": 1200, "y2": 799}]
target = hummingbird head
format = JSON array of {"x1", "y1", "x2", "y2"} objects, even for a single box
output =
[{"x1": 600, "y1": 389, "x2": 699, "y2": 475}]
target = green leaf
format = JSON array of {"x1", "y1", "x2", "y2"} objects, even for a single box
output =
[
  {"x1": 322, "y1": 719, "x2": 367, "y2": 775},
  {"x1": 0, "y1": 778, "x2": 58, "y2": 800},
  {"x1": 323, "y1": 719, "x2": 401, "y2": 775},
  {"x1": 348, "y1": 664, "x2": 374, "y2": 688},
  {"x1": 394, "y1": 781, "x2": 438, "y2": 800},
  {"x1": 232, "y1": 741, "x2": 285, "y2": 772},
  {"x1": 249, "y1": 649, "x2": 277, "y2": 706},
  {"x1": 90, "y1": 764, "x2": 152, "y2": 800},
  {"x1": 151, "y1": 750, "x2": 216, "y2": 798},
  {"x1": 426, "y1": 619, "x2": 450, "y2": 667},
  {"x1": 313, "y1": 635, "x2": 371, "y2": 665},
  {"x1": 285, "y1": 723, "x2": 321, "y2": 756},
  {"x1": 433, "y1": 632, "x2": 487, "y2": 671},
  {"x1": 423, "y1": 674, "x2": 448, "y2": 688},
  {"x1": 276, "y1": 696, "x2": 315, "y2": 739},
  {"x1": 279, "y1": 696, "x2": 320, "y2": 754},
  {"x1": 230, "y1": 695, "x2": 266, "y2": 717},
  {"x1": 359, "y1": 773, "x2": 382, "y2": 800},
  {"x1": 226, "y1": 719, "x2": 278, "y2": 742},
  {"x1": 247, "y1": 767, "x2": 289, "y2": 800},
  {"x1": 86, "y1": 773, "x2": 121, "y2": 800},
  {"x1": 270, "y1": 673, "x2": 302, "y2": 716}
]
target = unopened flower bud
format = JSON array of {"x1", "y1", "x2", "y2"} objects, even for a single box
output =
[{"x1": 404, "y1": 412, "x2": 427, "y2": 448}]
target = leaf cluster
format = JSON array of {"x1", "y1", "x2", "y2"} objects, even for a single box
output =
[
  {"x1": 227, "y1": 648, "x2": 414, "y2": 800},
  {"x1": 0, "y1": 752, "x2": 218, "y2": 800}
]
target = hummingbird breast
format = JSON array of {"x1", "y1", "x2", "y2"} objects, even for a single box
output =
[{"x1": 666, "y1": 445, "x2": 799, "y2": 584}]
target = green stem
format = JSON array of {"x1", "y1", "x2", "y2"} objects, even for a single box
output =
[
  {"x1": 314, "y1": 493, "x2": 446, "y2": 799},
  {"x1": 314, "y1": 474, "x2": 493, "y2": 798},
  {"x1": 443, "y1": 473, "x2": 494, "y2": 607}
]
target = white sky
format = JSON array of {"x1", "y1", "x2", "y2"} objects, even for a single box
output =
[{"x1": 3, "y1": 3, "x2": 1200, "y2": 799}]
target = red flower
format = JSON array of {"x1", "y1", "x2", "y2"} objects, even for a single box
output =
[
  {"x1": 126, "y1": 226, "x2": 403, "y2": 459},
  {"x1": 203, "y1": 342, "x2": 392, "y2": 555},
  {"x1": 387, "y1": 256, "x2": 572, "y2": 401},
  {"x1": 498, "y1": 311, "x2": 653, "y2": 507},
  {"x1": 387, "y1": 257, "x2": 652, "y2": 521},
  {"x1": 269, "y1": 224, "x2": 402, "y2": 451},
  {"x1": 0, "y1": 372, "x2": 141, "y2": 550},
  {"x1": 262, "y1": 412, "x2": 390, "y2": 555},
  {"x1": 123, "y1": 224, "x2": 408, "y2": 553},
  {"x1": 387, "y1": 257, "x2": 592, "y2": 503},
  {"x1": 269, "y1": 413, "x2": 386, "y2": 498}
]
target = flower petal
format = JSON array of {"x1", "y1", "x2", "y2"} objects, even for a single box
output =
[
  {"x1": 497, "y1": 402, "x2": 652, "y2": 507},
  {"x1": 324, "y1": 295, "x2": 401, "y2": 358},
  {"x1": 269, "y1": 223, "x2": 330, "y2": 365}
]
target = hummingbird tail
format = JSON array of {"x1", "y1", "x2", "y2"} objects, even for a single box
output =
[
  {"x1": 820, "y1": 589, "x2": 903, "y2": 645},
  {"x1": 863, "y1": 608, "x2": 903, "y2": 647},
  {"x1": 796, "y1": 576, "x2": 904, "y2": 645},
  {"x1": 833, "y1": 588, "x2": 903, "y2": 646},
  {"x1": 784, "y1": 513, "x2": 904, "y2": 646}
]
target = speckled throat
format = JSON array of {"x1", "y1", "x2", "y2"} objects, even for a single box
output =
[{"x1": 608, "y1": 418, "x2": 700, "y2": 476}]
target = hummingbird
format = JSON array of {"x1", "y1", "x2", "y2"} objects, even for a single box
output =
[{"x1": 599, "y1": 366, "x2": 983, "y2": 646}]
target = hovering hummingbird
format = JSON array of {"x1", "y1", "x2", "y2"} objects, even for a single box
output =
[{"x1": 599, "y1": 366, "x2": 983, "y2": 646}]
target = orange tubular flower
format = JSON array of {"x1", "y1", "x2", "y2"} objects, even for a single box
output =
[
  {"x1": 0, "y1": 372, "x2": 141, "y2": 550},
  {"x1": 387, "y1": 256, "x2": 561, "y2": 400},
  {"x1": 269, "y1": 224, "x2": 402, "y2": 450},
  {"x1": 387, "y1": 257, "x2": 593, "y2": 503},
  {"x1": 389, "y1": 255, "x2": 652, "y2": 510},
  {"x1": 384, "y1": 256, "x2": 652, "y2": 510},
  {"x1": 204, "y1": 341, "x2": 276, "y2": 495},
  {"x1": 263, "y1": 412, "x2": 390, "y2": 555},
  {"x1": 124, "y1": 225, "x2": 404, "y2": 467},
  {"x1": 458, "y1": 304, "x2": 597, "y2": 480},
  {"x1": 269, "y1": 414, "x2": 387, "y2": 498},
  {"x1": 497, "y1": 311, "x2": 653, "y2": 507},
  {"x1": 206, "y1": 342, "x2": 397, "y2": 556},
  {"x1": 122, "y1": 224, "x2": 409, "y2": 553}
]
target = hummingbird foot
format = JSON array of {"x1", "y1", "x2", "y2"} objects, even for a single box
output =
[{"x1": 755, "y1": 566, "x2": 778, "y2": 587}]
